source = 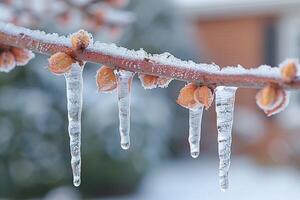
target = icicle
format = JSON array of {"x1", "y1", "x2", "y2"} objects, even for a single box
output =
[
  {"x1": 188, "y1": 106, "x2": 204, "y2": 158},
  {"x1": 215, "y1": 86, "x2": 237, "y2": 191},
  {"x1": 64, "y1": 63, "x2": 83, "y2": 187},
  {"x1": 115, "y1": 69, "x2": 135, "y2": 150}
]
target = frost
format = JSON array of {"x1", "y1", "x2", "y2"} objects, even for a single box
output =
[
  {"x1": 0, "y1": 51, "x2": 16, "y2": 73},
  {"x1": 114, "y1": 69, "x2": 135, "y2": 150},
  {"x1": 188, "y1": 106, "x2": 204, "y2": 158},
  {"x1": 64, "y1": 63, "x2": 83, "y2": 187},
  {"x1": 0, "y1": 22, "x2": 70, "y2": 46},
  {"x1": 0, "y1": 22, "x2": 290, "y2": 81},
  {"x1": 157, "y1": 77, "x2": 173, "y2": 88},
  {"x1": 215, "y1": 86, "x2": 237, "y2": 191}
]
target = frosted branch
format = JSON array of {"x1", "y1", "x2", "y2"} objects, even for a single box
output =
[{"x1": 0, "y1": 22, "x2": 299, "y2": 89}]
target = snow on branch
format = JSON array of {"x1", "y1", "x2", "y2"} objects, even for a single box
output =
[{"x1": 0, "y1": 22, "x2": 299, "y2": 89}]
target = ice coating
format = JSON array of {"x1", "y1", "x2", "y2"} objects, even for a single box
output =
[
  {"x1": 188, "y1": 106, "x2": 204, "y2": 158},
  {"x1": 64, "y1": 63, "x2": 83, "y2": 187},
  {"x1": 114, "y1": 69, "x2": 135, "y2": 150},
  {"x1": 215, "y1": 86, "x2": 237, "y2": 191}
]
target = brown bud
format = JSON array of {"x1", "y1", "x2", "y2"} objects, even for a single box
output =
[
  {"x1": 157, "y1": 77, "x2": 173, "y2": 88},
  {"x1": 11, "y1": 47, "x2": 34, "y2": 66},
  {"x1": 177, "y1": 83, "x2": 199, "y2": 109},
  {"x1": 71, "y1": 30, "x2": 91, "y2": 50},
  {"x1": 0, "y1": 51, "x2": 16, "y2": 72},
  {"x1": 48, "y1": 52, "x2": 73, "y2": 75},
  {"x1": 96, "y1": 66, "x2": 117, "y2": 92},
  {"x1": 280, "y1": 59, "x2": 298, "y2": 83},
  {"x1": 256, "y1": 85, "x2": 277, "y2": 107},
  {"x1": 138, "y1": 74, "x2": 158, "y2": 89},
  {"x1": 256, "y1": 85, "x2": 289, "y2": 116},
  {"x1": 194, "y1": 86, "x2": 214, "y2": 110}
]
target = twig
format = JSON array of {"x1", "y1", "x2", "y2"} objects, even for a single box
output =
[{"x1": 0, "y1": 22, "x2": 299, "y2": 89}]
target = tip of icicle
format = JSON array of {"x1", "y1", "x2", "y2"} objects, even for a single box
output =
[
  {"x1": 73, "y1": 179, "x2": 81, "y2": 187},
  {"x1": 121, "y1": 142, "x2": 130, "y2": 150},
  {"x1": 191, "y1": 151, "x2": 199, "y2": 158}
]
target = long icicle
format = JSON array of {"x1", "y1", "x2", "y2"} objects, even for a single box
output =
[
  {"x1": 215, "y1": 86, "x2": 237, "y2": 191},
  {"x1": 115, "y1": 69, "x2": 135, "y2": 150},
  {"x1": 65, "y1": 63, "x2": 83, "y2": 187},
  {"x1": 188, "y1": 106, "x2": 204, "y2": 158}
]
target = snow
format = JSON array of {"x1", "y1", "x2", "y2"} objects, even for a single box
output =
[
  {"x1": 114, "y1": 69, "x2": 135, "y2": 150},
  {"x1": 0, "y1": 22, "x2": 70, "y2": 46},
  {"x1": 0, "y1": 22, "x2": 288, "y2": 81},
  {"x1": 64, "y1": 63, "x2": 83, "y2": 187},
  {"x1": 188, "y1": 106, "x2": 204, "y2": 158},
  {"x1": 215, "y1": 86, "x2": 237, "y2": 191}
]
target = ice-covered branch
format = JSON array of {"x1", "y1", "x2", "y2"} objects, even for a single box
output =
[{"x1": 0, "y1": 22, "x2": 300, "y2": 89}]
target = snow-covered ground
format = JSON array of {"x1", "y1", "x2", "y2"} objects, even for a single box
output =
[{"x1": 96, "y1": 156, "x2": 300, "y2": 200}]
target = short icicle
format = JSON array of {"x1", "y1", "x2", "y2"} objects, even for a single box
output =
[
  {"x1": 115, "y1": 69, "x2": 135, "y2": 150},
  {"x1": 189, "y1": 106, "x2": 204, "y2": 158},
  {"x1": 215, "y1": 86, "x2": 237, "y2": 192},
  {"x1": 64, "y1": 63, "x2": 83, "y2": 187}
]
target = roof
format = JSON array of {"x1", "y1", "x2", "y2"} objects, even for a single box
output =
[{"x1": 172, "y1": 0, "x2": 300, "y2": 19}]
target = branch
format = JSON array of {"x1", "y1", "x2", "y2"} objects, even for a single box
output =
[{"x1": 0, "y1": 22, "x2": 299, "y2": 89}]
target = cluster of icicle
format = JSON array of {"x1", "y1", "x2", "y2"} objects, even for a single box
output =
[
  {"x1": 174, "y1": 59, "x2": 298, "y2": 191},
  {"x1": 0, "y1": 25, "x2": 297, "y2": 191}
]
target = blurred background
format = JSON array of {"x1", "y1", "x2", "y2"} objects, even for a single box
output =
[{"x1": 1, "y1": 0, "x2": 300, "y2": 199}]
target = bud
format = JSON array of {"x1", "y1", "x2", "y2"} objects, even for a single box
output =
[
  {"x1": 71, "y1": 30, "x2": 91, "y2": 50},
  {"x1": 177, "y1": 83, "x2": 199, "y2": 109},
  {"x1": 96, "y1": 66, "x2": 117, "y2": 92},
  {"x1": 0, "y1": 51, "x2": 16, "y2": 72},
  {"x1": 194, "y1": 86, "x2": 214, "y2": 110},
  {"x1": 256, "y1": 85, "x2": 290, "y2": 116},
  {"x1": 138, "y1": 73, "x2": 158, "y2": 89},
  {"x1": 11, "y1": 47, "x2": 34, "y2": 66},
  {"x1": 280, "y1": 59, "x2": 298, "y2": 83},
  {"x1": 256, "y1": 85, "x2": 277, "y2": 107},
  {"x1": 48, "y1": 52, "x2": 73, "y2": 75}
]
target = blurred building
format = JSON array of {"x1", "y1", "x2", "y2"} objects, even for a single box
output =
[{"x1": 173, "y1": 0, "x2": 300, "y2": 165}]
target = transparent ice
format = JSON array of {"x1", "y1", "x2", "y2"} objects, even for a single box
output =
[
  {"x1": 215, "y1": 86, "x2": 237, "y2": 191},
  {"x1": 188, "y1": 106, "x2": 204, "y2": 158},
  {"x1": 114, "y1": 70, "x2": 135, "y2": 150},
  {"x1": 64, "y1": 63, "x2": 83, "y2": 187}
]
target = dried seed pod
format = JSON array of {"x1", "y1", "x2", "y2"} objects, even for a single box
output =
[
  {"x1": 177, "y1": 83, "x2": 199, "y2": 109},
  {"x1": 71, "y1": 30, "x2": 91, "y2": 50},
  {"x1": 138, "y1": 73, "x2": 158, "y2": 89},
  {"x1": 96, "y1": 65, "x2": 117, "y2": 92},
  {"x1": 157, "y1": 77, "x2": 173, "y2": 88},
  {"x1": 194, "y1": 86, "x2": 214, "y2": 110},
  {"x1": 256, "y1": 85, "x2": 289, "y2": 116},
  {"x1": 256, "y1": 85, "x2": 277, "y2": 107},
  {"x1": 280, "y1": 59, "x2": 298, "y2": 83},
  {"x1": 48, "y1": 52, "x2": 73, "y2": 75},
  {"x1": 0, "y1": 51, "x2": 16, "y2": 72},
  {"x1": 11, "y1": 47, "x2": 34, "y2": 66}
]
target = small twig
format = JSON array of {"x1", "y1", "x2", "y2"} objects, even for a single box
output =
[{"x1": 0, "y1": 22, "x2": 299, "y2": 90}]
